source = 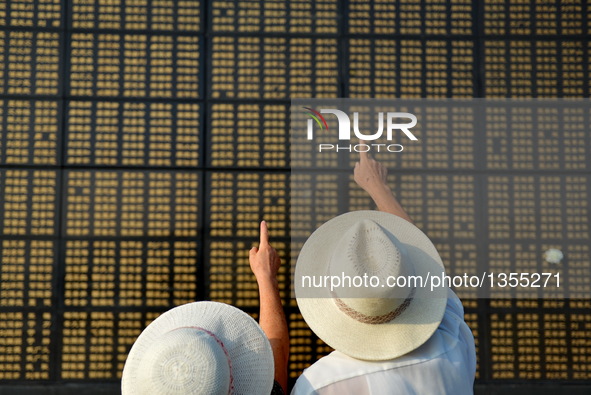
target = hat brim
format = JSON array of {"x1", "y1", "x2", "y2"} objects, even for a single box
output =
[
  {"x1": 121, "y1": 301, "x2": 274, "y2": 394},
  {"x1": 295, "y1": 210, "x2": 448, "y2": 361}
]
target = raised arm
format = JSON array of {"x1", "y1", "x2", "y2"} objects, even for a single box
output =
[
  {"x1": 249, "y1": 221, "x2": 289, "y2": 394},
  {"x1": 353, "y1": 147, "x2": 413, "y2": 223}
]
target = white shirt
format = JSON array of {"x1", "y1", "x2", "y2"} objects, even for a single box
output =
[{"x1": 291, "y1": 290, "x2": 476, "y2": 395}]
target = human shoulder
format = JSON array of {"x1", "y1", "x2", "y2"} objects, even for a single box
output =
[
  {"x1": 292, "y1": 291, "x2": 475, "y2": 395},
  {"x1": 291, "y1": 351, "x2": 365, "y2": 394}
]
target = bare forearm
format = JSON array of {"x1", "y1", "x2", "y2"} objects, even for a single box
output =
[
  {"x1": 250, "y1": 221, "x2": 289, "y2": 393},
  {"x1": 353, "y1": 149, "x2": 413, "y2": 223},
  {"x1": 258, "y1": 277, "x2": 289, "y2": 393},
  {"x1": 368, "y1": 184, "x2": 413, "y2": 223}
]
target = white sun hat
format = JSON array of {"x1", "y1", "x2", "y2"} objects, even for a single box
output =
[
  {"x1": 295, "y1": 210, "x2": 448, "y2": 361},
  {"x1": 121, "y1": 301, "x2": 274, "y2": 395}
]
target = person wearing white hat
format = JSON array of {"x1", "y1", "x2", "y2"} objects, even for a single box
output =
[
  {"x1": 291, "y1": 150, "x2": 477, "y2": 394},
  {"x1": 121, "y1": 220, "x2": 289, "y2": 395}
]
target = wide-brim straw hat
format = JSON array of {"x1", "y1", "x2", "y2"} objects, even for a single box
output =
[
  {"x1": 121, "y1": 301, "x2": 274, "y2": 394},
  {"x1": 295, "y1": 210, "x2": 448, "y2": 361}
]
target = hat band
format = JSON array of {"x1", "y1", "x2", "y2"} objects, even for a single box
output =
[
  {"x1": 180, "y1": 326, "x2": 235, "y2": 395},
  {"x1": 333, "y1": 287, "x2": 416, "y2": 325}
]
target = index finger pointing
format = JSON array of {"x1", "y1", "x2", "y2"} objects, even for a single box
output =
[
  {"x1": 359, "y1": 139, "x2": 368, "y2": 162},
  {"x1": 259, "y1": 220, "x2": 269, "y2": 245}
]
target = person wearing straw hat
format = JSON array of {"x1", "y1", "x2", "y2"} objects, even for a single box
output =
[
  {"x1": 121, "y1": 220, "x2": 289, "y2": 395},
  {"x1": 291, "y1": 150, "x2": 477, "y2": 394}
]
